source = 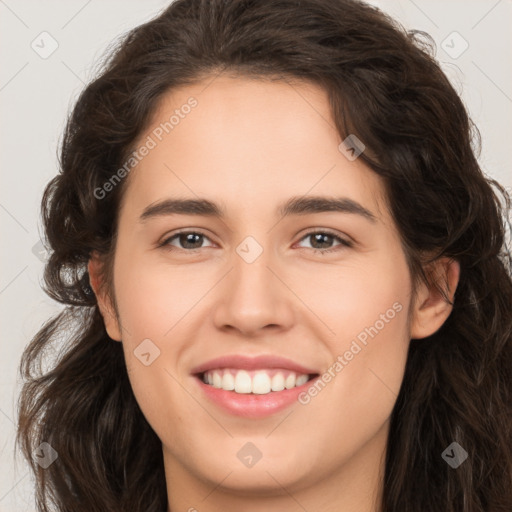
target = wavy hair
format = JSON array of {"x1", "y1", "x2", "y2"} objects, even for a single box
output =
[{"x1": 17, "y1": 0, "x2": 512, "y2": 510}]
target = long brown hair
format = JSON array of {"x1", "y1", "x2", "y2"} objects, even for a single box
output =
[{"x1": 17, "y1": 0, "x2": 512, "y2": 510}]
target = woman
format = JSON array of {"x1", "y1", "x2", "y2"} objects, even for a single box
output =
[{"x1": 17, "y1": 0, "x2": 512, "y2": 510}]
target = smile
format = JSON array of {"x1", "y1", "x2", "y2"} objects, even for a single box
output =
[
  {"x1": 191, "y1": 354, "x2": 321, "y2": 418},
  {"x1": 200, "y1": 368, "x2": 315, "y2": 394}
]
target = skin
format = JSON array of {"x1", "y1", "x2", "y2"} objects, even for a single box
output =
[{"x1": 88, "y1": 74, "x2": 459, "y2": 512}]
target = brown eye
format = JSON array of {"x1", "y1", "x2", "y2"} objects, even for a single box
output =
[
  {"x1": 160, "y1": 231, "x2": 214, "y2": 251},
  {"x1": 297, "y1": 230, "x2": 352, "y2": 253}
]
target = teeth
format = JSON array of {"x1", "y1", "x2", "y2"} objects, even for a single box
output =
[
  {"x1": 271, "y1": 373, "x2": 285, "y2": 391},
  {"x1": 234, "y1": 370, "x2": 252, "y2": 393},
  {"x1": 252, "y1": 372, "x2": 271, "y2": 394},
  {"x1": 295, "y1": 374, "x2": 309, "y2": 386},
  {"x1": 202, "y1": 369, "x2": 311, "y2": 394},
  {"x1": 222, "y1": 372, "x2": 235, "y2": 391},
  {"x1": 212, "y1": 372, "x2": 222, "y2": 389},
  {"x1": 285, "y1": 373, "x2": 296, "y2": 389}
]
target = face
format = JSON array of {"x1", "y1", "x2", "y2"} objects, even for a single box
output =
[{"x1": 89, "y1": 74, "x2": 457, "y2": 506}]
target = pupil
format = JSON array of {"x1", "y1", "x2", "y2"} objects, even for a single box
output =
[
  {"x1": 312, "y1": 233, "x2": 332, "y2": 249},
  {"x1": 182, "y1": 233, "x2": 202, "y2": 248}
]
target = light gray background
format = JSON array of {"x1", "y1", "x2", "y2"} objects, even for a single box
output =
[{"x1": 1, "y1": 1, "x2": 511, "y2": 510}]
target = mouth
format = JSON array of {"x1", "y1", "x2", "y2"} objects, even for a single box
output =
[
  {"x1": 190, "y1": 354, "x2": 321, "y2": 417},
  {"x1": 195, "y1": 368, "x2": 319, "y2": 395}
]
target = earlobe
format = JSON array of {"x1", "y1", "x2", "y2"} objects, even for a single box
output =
[
  {"x1": 410, "y1": 258, "x2": 460, "y2": 340},
  {"x1": 87, "y1": 254, "x2": 122, "y2": 342}
]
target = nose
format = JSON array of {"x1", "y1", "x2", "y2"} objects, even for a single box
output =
[{"x1": 212, "y1": 246, "x2": 295, "y2": 337}]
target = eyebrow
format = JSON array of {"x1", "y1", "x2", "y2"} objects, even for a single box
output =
[{"x1": 139, "y1": 195, "x2": 377, "y2": 223}]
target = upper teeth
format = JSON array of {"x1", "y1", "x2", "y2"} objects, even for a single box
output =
[{"x1": 202, "y1": 369, "x2": 310, "y2": 394}]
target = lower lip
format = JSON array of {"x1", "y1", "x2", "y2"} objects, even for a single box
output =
[{"x1": 194, "y1": 376, "x2": 318, "y2": 418}]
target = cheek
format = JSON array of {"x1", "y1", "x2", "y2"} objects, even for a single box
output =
[
  {"x1": 293, "y1": 250, "x2": 411, "y2": 432},
  {"x1": 329, "y1": 254, "x2": 411, "y2": 392},
  {"x1": 112, "y1": 249, "x2": 207, "y2": 340},
  {"x1": 290, "y1": 247, "x2": 411, "y2": 346},
  {"x1": 112, "y1": 251, "x2": 213, "y2": 445},
  {"x1": 292, "y1": 309, "x2": 410, "y2": 470},
  {"x1": 124, "y1": 357, "x2": 202, "y2": 460}
]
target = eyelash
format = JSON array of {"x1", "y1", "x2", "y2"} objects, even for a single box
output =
[{"x1": 158, "y1": 229, "x2": 353, "y2": 254}]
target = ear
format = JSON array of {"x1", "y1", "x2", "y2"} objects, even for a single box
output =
[
  {"x1": 88, "y1": 252, "x2": 122, "y2": 342},
  {"x1": 410, "y1": 257, "x2": 460, "y2": 340}
]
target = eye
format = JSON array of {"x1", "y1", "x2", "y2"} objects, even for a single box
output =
[
  {"x1": 295, "y1": 230, "x2": 352, "y2": 254},
  {"x1": 159, "y1": 231, "x2": 214, "y2": 251},
  {"x1": 158, "y1": 229, "x2": 352, "y2": 254}
]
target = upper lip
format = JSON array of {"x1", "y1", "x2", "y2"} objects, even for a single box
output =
[{"x1": 190, "y1": 354, "x2": 319, "y2": 376}]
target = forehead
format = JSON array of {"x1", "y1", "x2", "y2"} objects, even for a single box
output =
[{"x1": 120, "y1": 75, "x2": 388, "y2": 223}]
